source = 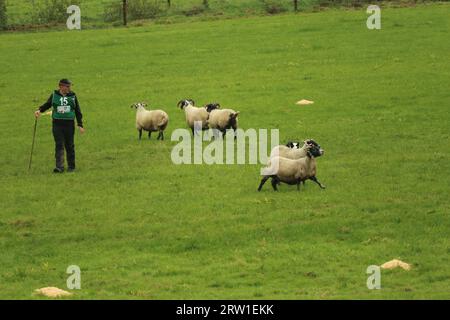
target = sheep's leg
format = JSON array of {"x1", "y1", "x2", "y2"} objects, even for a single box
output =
[
  {"x1": 271, "y1": 177, "x2": 279, "y2": 191},
  {"x1": 159, "y1": 131, "x2": 164, "y2": 141},
  {"x1": 148, "y1": 131, "x2": 152, "y2": 139},
  {"x1": 310, "y1": 176, "x2": 326, "y2": 189},
  {"x1": 138, "y1": 129, "x2": 143, "y2": 140},
  {"x1": 258, "y1": 176, "x2": 270, "y2": 192},
  {"x1": 297, "y1": 179, "x2": 301, "y2": 191}
]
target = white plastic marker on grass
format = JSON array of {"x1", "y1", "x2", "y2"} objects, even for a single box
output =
[
  {"x1": 296, "y1": 99, "x2": 314, "y2": 106},
  {"x1": 34, "y1": 287, "x2": 72, "y2": 298},
  {"x1": 380, "y1": 259, "x2": 411, "y2": 271}
]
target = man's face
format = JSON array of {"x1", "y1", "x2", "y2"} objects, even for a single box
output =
[{"x1": 59, "y1": 84, "x2": 71, "y2": 95}]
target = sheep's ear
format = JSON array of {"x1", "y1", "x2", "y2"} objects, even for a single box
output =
[
  {"x1": 230, "y1": 112, "x2": 239, "y2": 119},
  {"x1": 177, "y1": 100, "x2": 184, "y2": 108},
  {"x1": 130, "y1": 104, "x2": 136, "y2": 108}
]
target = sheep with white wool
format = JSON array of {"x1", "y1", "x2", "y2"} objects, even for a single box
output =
[
  {"x1": 178, "y1": 99, "x2": 210, "y2": 135},
  {"x1": 131, "y1": 102, "x2": 169, "y2": 140},
  {"x1": 204, "y1": 103, "x2": 240, "y2": 137},
  {"x1": 258, "y1": 141, "x2": 326, "y2": 191}
]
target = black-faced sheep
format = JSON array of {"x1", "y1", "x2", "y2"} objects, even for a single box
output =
[
  {"x1": 178, "y1": 99, "x2": 209, "y2": 135},
  {"x1": 204, "y1": 103, "x2": 240, "y2": 137},
  {"x1": 258, "y1": 141, "x2": 326, "y2": 192}
]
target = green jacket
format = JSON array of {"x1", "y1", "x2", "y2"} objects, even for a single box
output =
[{"x1": 39, "y1": 90, "x2": 83, "y2": 127}]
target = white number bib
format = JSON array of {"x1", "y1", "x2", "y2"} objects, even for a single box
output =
[{"x1": 57, "y1": 105, "x2": 71, "y2": 113}]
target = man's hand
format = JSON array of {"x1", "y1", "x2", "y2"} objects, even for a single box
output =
[
  {"x1": 78, "y1": 126, "x2": 85, "y2": 134},
  {"x1": 34, "y1": 110, "x2": 41, "y2": 118}
]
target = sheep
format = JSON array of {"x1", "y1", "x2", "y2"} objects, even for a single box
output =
[
  {"x1": 267, "y1": 139, "x2": 324, "y2": 187},
  {"x1": 258, "y1": 142, "x2": 326, "y2": 192},
  {"x1": 204, "y1": 103, "x2": 240, "y2": 138},
  {"x1": 286, "y1": 141, "x2": 301, "y2": 149},
  {"x1": 177, "y1": 99, "x2": 210, "y2": 135},
  {"x1": 269, "y1": 139, "x2": 322, "y2": 161},
  {"x1": 131, "y1": 102, "x2": 169, "y2": 140}
]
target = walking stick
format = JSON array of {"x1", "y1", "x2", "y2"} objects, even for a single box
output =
[{"x1": 28, "y1": 117, "x2": 38, "y2": 171}]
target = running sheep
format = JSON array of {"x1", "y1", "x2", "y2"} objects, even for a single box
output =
[
  {"x1": 258, "y1": 141, "x2": 326, "y2": 192},
  {"x1": 131, "y1": 102, "x2": 169, "y2": 140}
]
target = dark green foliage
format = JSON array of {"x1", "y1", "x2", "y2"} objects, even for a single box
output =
[
  {"x1": 182, "y1": 5, "x2": 206, "y2": 16},
  {"x1": 260, "y1": 0, "x2": 288, "y2": 14},
  {"x1": 0, "y1": 0, "x2": 6, "y2": 29},
  {"x1": 104, "y1": 0, "x2": 163, "y2": 23},
  {"x1": 32, "y1": 0, "x2": 82, "y2": 24}
]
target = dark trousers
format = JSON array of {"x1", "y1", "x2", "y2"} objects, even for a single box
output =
[{"x1": 52, "y1": 121, "x2": 75, "y2": 170}]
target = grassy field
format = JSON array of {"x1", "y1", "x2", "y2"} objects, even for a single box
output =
[{"x1": 0, "y1": 3, "x2": 449, "y2": 299}]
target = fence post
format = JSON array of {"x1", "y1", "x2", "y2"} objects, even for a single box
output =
[
  {"x1": 203, "y1": 0, "x2": 209, "y2": 9},
  {"x1": 167, "y1": 0, "x2": 171, "y2": 8},
  {"x1": 123, "y1": 0, "x2": 128, "y2": 26},
  {"x1": 294, "y1": 0, "x2": 299, "y2": 12}
]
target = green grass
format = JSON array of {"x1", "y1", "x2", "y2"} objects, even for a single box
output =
[{"x1": 0, "y1": 3, "x2": 449, "y2": 299}]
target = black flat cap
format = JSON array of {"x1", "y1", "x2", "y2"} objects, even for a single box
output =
[{"x1": 59, "y1": 79, "x2": 72, "y2": 85}]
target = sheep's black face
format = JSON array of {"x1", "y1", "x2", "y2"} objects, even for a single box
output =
[
  {"x1": 178, "y1": 99, "x2": 195, "y2": 109},
  {"x1": 131, "y1": 102, "x2": 146, "y2": 109},
  {"x1": 205, "y1": 103, "x2": 220, "y2": 113},
  {"x1": 306, "y1": 139, "x2": 319, "y2": 147},
  {"x1": 178, "y1": 100, "x2": 188, "y2": 109},
  {"x1": 306, "y1": 140, "x2": 324, "y2": 158},
  {"x1": 286, "y1": 141, "x2": 301, "y2": 149}
]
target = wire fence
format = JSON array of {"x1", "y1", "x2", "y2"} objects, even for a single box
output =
[{"x1": 0, "y1": 0, "x2": 442, "y2": 30}]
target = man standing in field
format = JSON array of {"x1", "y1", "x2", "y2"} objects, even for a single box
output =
[{"x1": 34, "y1": 79, "x2": 85, "y2": 173}]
